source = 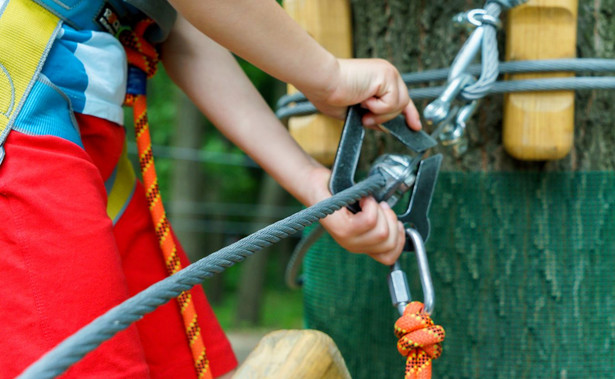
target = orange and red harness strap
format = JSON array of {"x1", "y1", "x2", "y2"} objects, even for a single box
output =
[{"x1": 120, "y1": 19, "x2": 212, "y2": 379}]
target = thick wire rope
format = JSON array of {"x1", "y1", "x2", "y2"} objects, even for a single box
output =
[
  {"x1": 285, "y1": 224, "x2": 326, "y2": 289},
  {"x1": 18, "y1": 174, "x2": 386, "y2": 379},
  {"x1": 276, "y1": 76, "x2": 615, "y2": 120},
  {"x1": 277, "y1": 59, "x2": 615, "y2": 110}
]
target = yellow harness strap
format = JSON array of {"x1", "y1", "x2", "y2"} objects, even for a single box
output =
[
  {"x1": 0, "y1": 0, "x2": 61, "y2": 150},
  {"x1": 106, "y1": 144, "x2": 137, "y2": 223}
]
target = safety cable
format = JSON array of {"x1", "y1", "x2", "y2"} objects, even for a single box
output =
[
  {"x1": 276, "y1": 76, "x2": 615, "y2": 121},
  {"x1": 18, "y1": 174, "x2": 386, "y2": 379},
  {"x1": 276, "y1": 58, "x2": 615, "y2": 120},
  {"x1": 285, "y1": 224, "x2": 326, "y2": 289}
]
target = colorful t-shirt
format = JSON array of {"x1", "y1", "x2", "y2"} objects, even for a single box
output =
[{"x1": 14, "y1": 23, "x2": 127, "y2": 147}]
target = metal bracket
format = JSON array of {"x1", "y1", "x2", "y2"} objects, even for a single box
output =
[
  {"x1": 398, "y1": 154, "x2": 442, "y2": 244},
  {"x1": 329, "y1": 105, "x2": 437, "y2": 212},
  {"x1": 328, "y1": 105, "x2": 441, "y2": 316}
]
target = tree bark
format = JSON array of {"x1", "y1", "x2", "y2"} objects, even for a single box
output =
[
  {"x1": 351, "y1": 0, "x2": 615, "y2": 172},
  {"x1": 303, "y1": 1, "x2": 615, "y2": 378}
]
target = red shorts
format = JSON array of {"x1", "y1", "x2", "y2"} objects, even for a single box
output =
[{"x1": 0, "y1": 115, "x2": 237, "y2": 377}]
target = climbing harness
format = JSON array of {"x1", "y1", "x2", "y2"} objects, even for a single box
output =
[
  {"x1": 0, "y1": 0, "x2": 206, "y2": 375},
  {"x1": 120, "y1": 19, "x2": 212, "y2": 379},
  {"x1": 0, "y1": 0, "x2": 175, "y2": 161}
]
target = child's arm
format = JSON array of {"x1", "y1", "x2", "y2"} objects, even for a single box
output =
[
  {"x1": 165, "y1": 0, "x2": 421, "y2": 129},
  {"x1": 162, "y1": 16, "x2": 407, "y2": 265}
]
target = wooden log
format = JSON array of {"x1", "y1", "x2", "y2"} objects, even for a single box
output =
[
  {"x1": 503, "y1": 0, "x2": 579, "y2": 161},
  {"x1": 283, "y1": 0, "x2": 352, "y2": 166},
  {"x1": 233, "y1": 329, "x2": 351, "y2": 379}
]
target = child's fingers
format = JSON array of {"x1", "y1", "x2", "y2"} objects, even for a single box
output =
[
  {"x1": 368, "y1": 221, "x2": 405, "y2": 265},
  {"x1": 403, "y1": 100, "x2": 422, "y2": 131}
]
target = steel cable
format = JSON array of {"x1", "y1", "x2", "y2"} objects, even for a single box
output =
[
  {"x1": 18, "y1": 174, "x2": 386, "y2": 379},
  {"x1": 459, "y1": 2, "x2": 502, "y2": 100},
  {"x1": 276, "y1": 59, "x2": 615, "y2": 110},
  {"x1": 276, "y1": 76, "x2": 615, "y2": 121}
]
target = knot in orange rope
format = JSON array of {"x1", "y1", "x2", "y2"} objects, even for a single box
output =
[
  {"x1": 394, "y1": 301, "x2": 445, "y2": 379},
  {"x1": 119, "y1": 19, "x2": 159, "y2": 79}
]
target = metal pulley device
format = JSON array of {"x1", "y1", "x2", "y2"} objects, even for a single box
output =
[{"x1": 329, "y1": 105, "x2": 442, "y2": 315}]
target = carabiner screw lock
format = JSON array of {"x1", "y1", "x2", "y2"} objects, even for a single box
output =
[{"x1": 388, "y1": 228, "x2": 435, "y2": 316}]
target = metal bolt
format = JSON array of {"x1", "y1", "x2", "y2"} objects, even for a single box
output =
[
  {"x1": 438, "y1": 100, "x2": 479, "y2": 157},
  {"x1": 369, "y1": 154, "x2": 417, "y2": 206},
  {"x1": 423, "y1": 74, "x2": 474, "y2": 127}
]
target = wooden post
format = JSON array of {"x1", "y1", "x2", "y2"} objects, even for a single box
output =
[
  {"x1": 283, "y1": 0, "x2": 352, "y2": 166},
  {"x1": 233, "y1": 329, "x2": 351, "y2": 379},
  {"x1": 503, "y1": 0, "x2": 579, "y2": 161}
]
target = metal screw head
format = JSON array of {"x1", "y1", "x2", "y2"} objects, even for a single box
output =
[
  {"x1": 369, "y1": 154, "x2": 417, "y2": 204},
  {"x1": 423, "y1": 99, "x2": 450, "y2": 127}
]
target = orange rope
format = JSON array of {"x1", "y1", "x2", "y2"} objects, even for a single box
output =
[
  {"x1": 120, "y1": 20, "x2": 212, "y2": 379},
  {"x1": 394, "y1": 302, "x2": 445, "y2": 379}
]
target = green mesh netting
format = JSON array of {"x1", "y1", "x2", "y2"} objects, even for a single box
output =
[{"x1": 303, "y1": 172, "x2": 615, "y2": 379}]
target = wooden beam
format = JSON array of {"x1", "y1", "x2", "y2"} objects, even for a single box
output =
[
  {"x1": 283, "y1": 0, "x2": 353, "y2": 166},
  {"x1": 234, "y1": 329, "x2": 351, "y2": 379},
  {"x1": 503, "y1": 0, "x2": 578, "y2": 161}
]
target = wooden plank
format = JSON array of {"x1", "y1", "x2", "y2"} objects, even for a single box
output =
[
  {"x1": 283, "y1": 0, "x2": 352, "y2": 166},
  {"x1": 503, "y1": 0, "x2": 579, "y2": 161},
  {"x1": 233, "y1": 329, "x2": 351, "y2": 379}
]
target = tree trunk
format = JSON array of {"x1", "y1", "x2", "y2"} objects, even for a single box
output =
[
  {"x1": 303, "y1": 1, "x2": 615, "y2": 378},
  {"x1": 168, "y1": 93, "x2": 227, "y2": 303},
  {"x1": 169, "y1": 91, "x2": 206, "y2": 262},
  {"x1": 236, "y1": 175, "x2": 288, "y2": 325}
]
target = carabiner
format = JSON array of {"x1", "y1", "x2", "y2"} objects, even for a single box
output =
[{"x1": 387, "y1": 228, "x2": 435, "y2": 316}]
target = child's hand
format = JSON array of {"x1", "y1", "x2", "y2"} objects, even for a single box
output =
[
  {"x1": 307, "y1": 166, "x2": 405, "y2": 266},
  {"x1": 321, "y1": 197, "x2": 406, "y2": 265},
  {"x1": 302, "y1": 58, "x2": 422, "y2": 132}
]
